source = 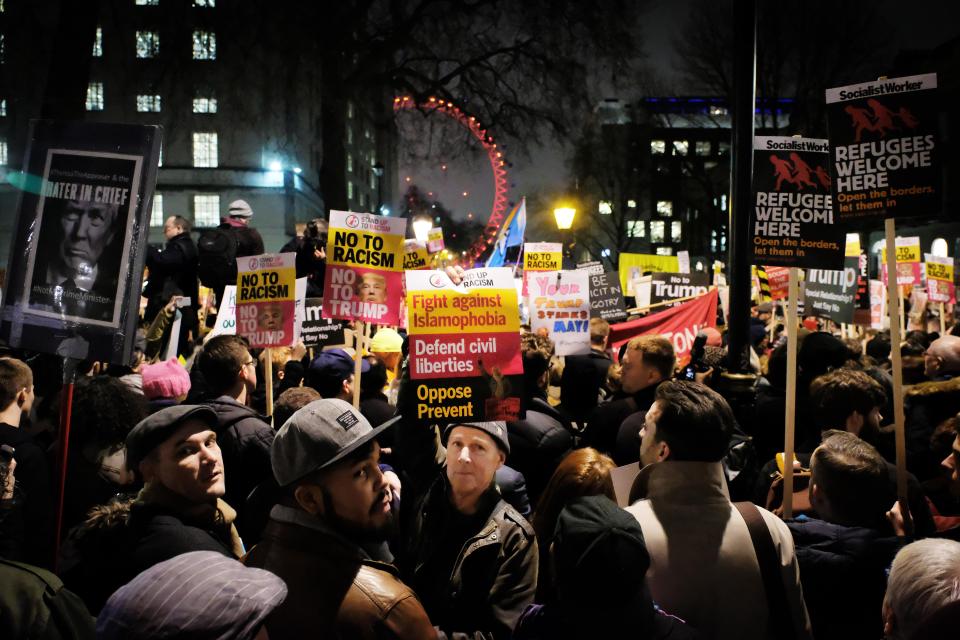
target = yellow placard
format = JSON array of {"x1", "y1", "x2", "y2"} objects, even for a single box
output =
[
  {"x1": 327, "y1": 229, "x2": 404, "y2": 271},
  {"x1": 927, "y1": 261, "x2": 953, "y2": 281},
  {"x1": 618, "y1": 252, "x2": 680, "y2": 291},
  {"x1": 881, "y1": 239, "x2": 921, "y2": 264},
  {"x1": 237, "y1": 262, "x2": 296, "y2": 303},
  {"x1": 525, "y1": 252, "x2": 562, "y2": 271},
  {"x1": 408, "y1": 289, "x2": 520, "y2": 335}
]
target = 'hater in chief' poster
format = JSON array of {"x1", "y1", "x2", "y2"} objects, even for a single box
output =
[{"x1": 322, "y1": 210, "x2": 405, "y2": 325}]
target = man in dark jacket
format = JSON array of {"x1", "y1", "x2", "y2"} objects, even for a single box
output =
[
  {"x1": 60, "y1": 405, "x2": 242, "y2": 614},
  {"x1": 558, "y1": 318, "x2": 613, "y2": 425},
  {"x1": 144, "y1": 215, "x2": 199, "y2": 355},
  {"x1": 246, "y1": 399, "x2": 436, "y2": 639},
  {"x1": 208, "y1": 200, "x2": 266, "y2": 311},
  {"x1": 397, "y1": 409, "x2": 539, "y2": 639},
  {"x1": 582, "y1": 335, "x2": 674, "y2": 456},
  {"x1": 196, "y1": 335, "x2": 275, "y2": 543},
  {"x1": 787, "y1": 431, "x2": 905, "y2": 640}
]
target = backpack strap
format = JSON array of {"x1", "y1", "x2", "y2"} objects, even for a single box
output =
[{"x1": 733, "y1": 501, "x2": 796, "y2": 640}]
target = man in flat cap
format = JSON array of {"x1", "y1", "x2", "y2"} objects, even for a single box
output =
[
  {"x1": 60, "y1": 405, "x2": 243, "y2": 614},
  {"x1": 245, "y1": 398, "x2": 436, "y2": 639},
  {"x1": 396, "y1": 414, "x2": 538, "y2": 639}
]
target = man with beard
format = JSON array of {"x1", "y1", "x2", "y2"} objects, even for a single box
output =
[{"x1": 245, "y1": 399, "x2": 437, "y2": 639}]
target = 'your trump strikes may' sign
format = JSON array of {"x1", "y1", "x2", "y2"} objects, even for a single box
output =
[{"x1": 322, "y1": 210, "x2": 405, "y2": 325}]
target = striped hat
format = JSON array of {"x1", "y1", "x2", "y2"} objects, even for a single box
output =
[{"x1": 97, "y1": 551, "x2": 287, "y2": 640}]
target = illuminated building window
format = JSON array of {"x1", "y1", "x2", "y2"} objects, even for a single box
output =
[
  {"x1": 136, "y1": 94, "x2": 161, "y2": 112},
  {"x1": 193, "y1": 194, "x2": 220, "y2": 227},
  {"x1": 192, "y1": 132, "x2": 218, "y2": 167},
  {"x1": 656, "y1": 200, "x2": 673, "y2": 217},
  {"x1": 136, "y1": 31, "x2": 160, "y2": 58},
  {"x1": 192, "y1": 31, "x2": 216, "y2": 60},
  {"x1": 86, "y1": 83, "x2": 104, "y2": 111},
  {"x1": 150, "y1": 194, "x2": 164, "y2": 226}
]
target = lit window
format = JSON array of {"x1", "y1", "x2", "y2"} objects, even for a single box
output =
[
  {"x1": 695, "y1": 141, "x2": 711, "y2": 156},
  {"x1": 136, "y1": 94, "x2": 161, "y2": 112},
  {"x1": 193, "y1": 0, "x2": 214, "y2": 6},
  {"x1": 932, "y1": 238, "x2": 949, "y2": 257},
  {"x1": 721, "y1": 194, "x2": 727, "y2": 211},
  {"x1": 192, "y1": 97, "x2": 217, "y2": 113},
  {"x1": 598, "y1": 200, "x2": 612, "y2": 215},
  {"x1": 93, "y1": 27, "x2": 103, "y2": 57},
  {"x1": 192, "y1": 31, "x2": 216, "y2": 60},
  {"x1": 627, "y1": 199, "x2": 637, "y2": 209},
  {"x1": 656, "y1": 246, "x2": 673, "y2": 256},
  {"x1": 347, "y1": 181, "x2": 354, "y2": 200},
  {"x1": 347, "y1": 101, "x2": 354, "y2": 119},
  {"x1": 650, "y1": 140, "x2": 666, "y2": 155},
  {"x1": 158, "y1": 145, "x2": 162, "y2": 167},
  {"x1": 86, "y1": 82, "x2": 104, "y2": 111},
  {"x1": 364, "y1": 128, "x2": 371, "y2": 140},
  {"x1": 627, "y1": 221, "x2": 645, "y2": 238},
  {"x1": 136, "y1": 0, "x2": 159, "y2": 5},
  {"x1": 709, "y1": 105, "x2": 728, "y2": 117},
  {"x1": 347, "y1": 153, "x2": 353, "y2": 173},
  {"x1": 150, "y1": 193, "x2": 164, "y2": 226},
  {"x1": 718, "y1": 141, "x2": 730, "y2": 156},
  {"x1": 346, "y1": 126, "x2": 353, "y2": 145},
  {"x1": 136, "y1": 31, "x2": 160, "y2": 58},
  {"x1": 650, "y1": 220, "x2": 665, "y2": 242},
  {"x1": 671, "y1": 221, "x2": 682, "y2": 241},
  {"x1": 370, "y1": 172, "x2": 376, "y2": 190},
  {"x1": 656, "y1": 201, "x2": 673, "y2": 217},
  {"x1": 673, "y1": 140, "x2": 689, "y2": 156},
  {"x1": 0, "y1": 33, "x2": 5, "y2": 63},
  {"x1": 193, "y1": 194, "x2": 220, "y2": 227},
  {"x1": 192, "y1": 132, "x2": 218, "y2": 167},
  {"x1": 0, "y1": 140, "x2": 7, "y2": 165},
  {"x1": 0, "y1": 99, "x2": 6, "y2": 116}
]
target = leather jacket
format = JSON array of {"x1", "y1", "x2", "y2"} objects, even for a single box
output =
[{"x1": 245, "y1": 505, "x2": 436, "y2": 640}]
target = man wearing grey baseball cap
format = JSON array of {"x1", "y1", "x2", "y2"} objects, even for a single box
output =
[
  {"x1": 245, "y1": 398, "x2": 436, "y2": 639},
  {"x1": 395, "y1": 414, "x2": 538, "y2": 639}
]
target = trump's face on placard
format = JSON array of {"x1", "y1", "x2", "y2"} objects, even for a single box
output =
[{"x1": 58, "y1": 199, "x2": 118, "y2": 274}]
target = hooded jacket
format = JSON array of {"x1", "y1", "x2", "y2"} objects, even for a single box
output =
[{"x1": 904, "y1": 375, "x2": 960, "y2": 481}]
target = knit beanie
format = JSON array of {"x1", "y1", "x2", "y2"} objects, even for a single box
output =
[{"x1": 141, "y1": 358, "x2": 191, "y2": 400}]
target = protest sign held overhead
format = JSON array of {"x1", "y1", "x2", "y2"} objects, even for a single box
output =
[
  {"x1": 403, "y1": 239, "x2": 430, "y2": 270},
  {"x1": 529, "y1": 270, "x2": 591, "y2": 356},
  {"x1": 235, "y1": 253, "x2": 296, "y2": 348},
  {"x1": 881, "y1": 236, "x2": 923, "y2": 286},
  {"x1": 207, "y1": 285, "x2": 237, "y2": 339},
  {"x1": 650, "y1": 272, "x2": 710, "y2": 308},
  {"x1": 826, "y1": 73, "x2": 940, "y2": 221},
  {"x1": 577, "y1": 263, "x2": 627, "y2": 322},
  {"x1": 765, "y1": 266, "x2": 791, "y2": 300},
  {"x1": 619, "y1": 252, "x2": 679, "y2": 294},
  {"x1": 925, "y1": 255, "x2": 955, "y2": 304},
  {"x1": 300, "y1": 298, "x2": 347, "y2": 348},
  {"x1": 323, "y1": 210, "x2": 405, "y2": 324},
  {"x1": 609, "y1": 289, "x2": 719, "y2": 366},
  {"x1": 803, "y1": 256, "x2": 859, "y2": 324},
  {"x1": 427, "y1": 227, "x2": 445, "y2": 254},
  {"x1": 0, "y1": 120, "x2": 161, "y2": 364},
  {"x1": 523, "y1": 242, "x2": 562, "y2": 295},
  {"x1": 405, "y1": 268, "x2": 523, "y2": 424},
  {"x1": 750, "y1": 136, "x2": 844, "y2": 269}
]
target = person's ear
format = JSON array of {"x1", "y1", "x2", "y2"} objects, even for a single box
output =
[
  {"x1": 656, "y1": 440, "x2": 671, "y2": 462},
  {"x1": 342, "y1": 376, "x2": 353, "y2": 397},
  {"x1": 16, "y1": 388, "x2": 26, "y2": 408},
  {"x1": 294, "y1": 484, "x2": 325, "y2": 516},
  {"x1": 497, "y1": 450, "x2": 506, "y2": 468}
]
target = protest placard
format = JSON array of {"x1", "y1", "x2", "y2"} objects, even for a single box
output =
[
  {"x1": 609, "y1": 289, "x2": 718, "y2": 365},
  {"x1": 750, "y1": 136, "x2": 844, "y2": 269},
  {"x1": 523, "y1": 242, "x2": 562, "y2": 295},
  {"x1": 677, "y1": 250, "x2": 691, "y2": 274},
  {"x1": 869, "y1": 279, "x2": 887, "y2": 329},
  {"x1": 405, "y1": 268, "x2": 523, "y2": 424},
  {"x1": 323, "y1": 210, "x2": 405, "y2": 325},
  {"x1": 803, "y1": 256, "x2": 859, "y2": 324},
  {"x1": 427, "y1": 227, "x2": 445, "y2": 254},
  {"x1": 0, "y1": 121, "x2": 162, "y2": 364},
  {"x1": 207, "y1": 285, "x2": 237, "y2": 338},
  {"x1": 649, "y1": 272, "x2": 710, "y2": 308},
  {"x1": 403, "y1": 239, "x2": 430, "y2": 270},
  {"x1": 299, "y1": 298, "x2": 347, "y2": 347},
  {"x1": 576, "y1": 260, "x2": 605, "y2": 276},
  {"x1": 588, "y1": 272, "x2": 627, "y2": 322},
  {"x1": 880, "y1": 236, "x2": 922, "y2": 286},
  {"x1": 826, "y1": 73, "x2": 940, "y2": 221},
  {"x1": 926, "y1": 255, "x2": 955, "y2": 304},
  {"x1": 529, "y1": 270, "x2": 591, "y2": 356},
  {"x1": 619, "y1": 253, "x2": 679, "y2": 293},
  {"x1": 235, "y1": 253, "x2": 297, "y2": 348},
  {"x1": 765, "y1": 266, "x2": 791, "y2": 300}
]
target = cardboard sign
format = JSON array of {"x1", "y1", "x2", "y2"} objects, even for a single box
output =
[
  {"x1": 677, "y1": 251, "x2": 691, "y2": 274},
  {"x1": 0, "y1": 121, "x2": 162, "y2": 363},
  {"x1": 609, "y1": 289, "x2": 719, "y2": 366},
  {"x1": 881, "y1": 237, "x2": 923, "y2": 286},
  {"x1": 750, "y1": 136, "x2": 844, "y2": 268},
  {"x1": 619, "y1": 253, "x2": 680, "y2": 293},
  {"x1": 300, "y1": 297, "x2": 347, "y2": 347},
  {"x1": 403, "y1": 239, "x2": 430, "y2": 270},
  {"x1": 236, "y1": 253, "x2": 297, "y2": 348},
  {"x1": 405, "y1": 268, "x2": 523, "y2": 424},
  {"x1": 803, "y1": 256, "x2": 859, "y2": 323},
  {"x1": 529, "y1": 270, "x2": 591, "y2": 356},
  {"x1": 577, "y1": 260, "x2": 605, "y2": 276},
  {"x1": 588, "y1": 271, "x2": 627, "y2": 322},
  {"x1": 323, "y1": 210, "x2": 406, "y2": 324},
  {"x1": 649, "y1": 272, "x2": 710, "y2": 308},
  {"x1": 427, "y1": 227, "x2": 445, "y2": 254},
  {"x1": 826, "y1": 73, "x2": 940, "y2": 221},
  {"x1": 208, "y1": 285, "x2": 237, "y2": 338},
  {"x1": 925, "y1": 255, "x2": 955, "y2": 304}
]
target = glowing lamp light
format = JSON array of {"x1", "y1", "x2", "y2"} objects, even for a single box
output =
[
  {"x1": 412, "y1": 217, "x2": 432, "y2": 243},
  {"x1": 293, "y1": 167, "x2": 302, "y2": 174},
  {"x1": 554, "y1": 207, "x2": 576, "y2": 230},
  {"x1": 268, "y1": 161, "x2": 282, "y2": 172}
]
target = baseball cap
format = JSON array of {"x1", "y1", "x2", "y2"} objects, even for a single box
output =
[
  {"x1": 443, "y1": 421, "x2": 510, "y2": 455},
  {"x1": 228, "y1": 199, "x2": 253, "y2": 218},
  {"x1": 309, "y1": 348, "x2": 370, "y2": 382},
  {"x1": 97, "y1": 551, "x2": 287, "y2": 640},
  {"x1": 271, "y1": 398, "x2": 399, "y2": 486},
  {"x1": 126, "y1": 405, "x2": 219, "y2": 472}
]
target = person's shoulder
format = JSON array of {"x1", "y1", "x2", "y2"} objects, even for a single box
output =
[
  {"x1": 494, "y1": 500, "x2": 536, "y2": 541},
  {"x1": 133, "y1": 511, "x2": 231, "y2": 558}
]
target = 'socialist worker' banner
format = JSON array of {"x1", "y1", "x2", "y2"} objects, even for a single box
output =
[
  {"x1": 323, "y1": 210, "x2": 405, "y2": 325},
  {"x1": 529, "y1": 270, "x2": 591, "y2": 356},
  {"x1": 235, "y1": 253, "x2": 296, "y2": 348},
  {"x1": 826, "y1": 73, "x2": 940, "y2": 221},
  {"x1": 403, "y1": 239, "x2": 430, "y2": 270},
  {"x1": 750, "y1": 136, "x2": 844, "y2": 269},
  {"x1": 405, "y1": 268, "x2": 523, "y2": 424},
  {"x1": 926, "y1": 255, "x2": 955, "y2": 304},
  {"x1": 523, "y1": 242, "x2": 562, "y2": 295}
]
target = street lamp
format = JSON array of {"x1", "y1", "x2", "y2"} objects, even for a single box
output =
[
  {"x1": 372, "y1": 161, "x2": 385, "y2": 214},
  {"x1": 412, "y1": 216, "x2": 432, "y2": 243},
  {"x1": 554, "y1": 206, "x2": 577, "y2": 266}
]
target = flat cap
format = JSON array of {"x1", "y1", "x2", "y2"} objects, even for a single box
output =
[{"x1": 125, "y1": 404, "x2": 218, "y2": 472}]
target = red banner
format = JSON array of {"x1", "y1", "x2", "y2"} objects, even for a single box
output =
[{"x1": 609, "y1": 289, "x2": 718, "y2": 366}]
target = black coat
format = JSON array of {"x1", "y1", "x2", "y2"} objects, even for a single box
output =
[
  {"x1": 0, "y1": 423, "x2": 54, "y2": 568},
  {"x1": 507, "y1": 396, "x2": 573, "y2": 504},
  {"x1": 582, "y1": 383, "x2": 659, "y2": 456},
  {"x1": 558, "y1": 350, "x2": 613, "y2": 424},
  {"x1": 144, "y1": 231, "x2": 199, "y2": 322},
  {"x1": 786, "y1": 517, "x2": 904, "y2": 640}
]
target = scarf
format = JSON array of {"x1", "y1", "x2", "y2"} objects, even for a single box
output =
[{"x1": 136, "y1": 481, "x2": 245, "y2": 558}]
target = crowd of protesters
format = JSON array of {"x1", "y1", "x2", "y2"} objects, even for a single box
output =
[{"x1": 2, "y1": 203, "x2": 960, "y2": 639}]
